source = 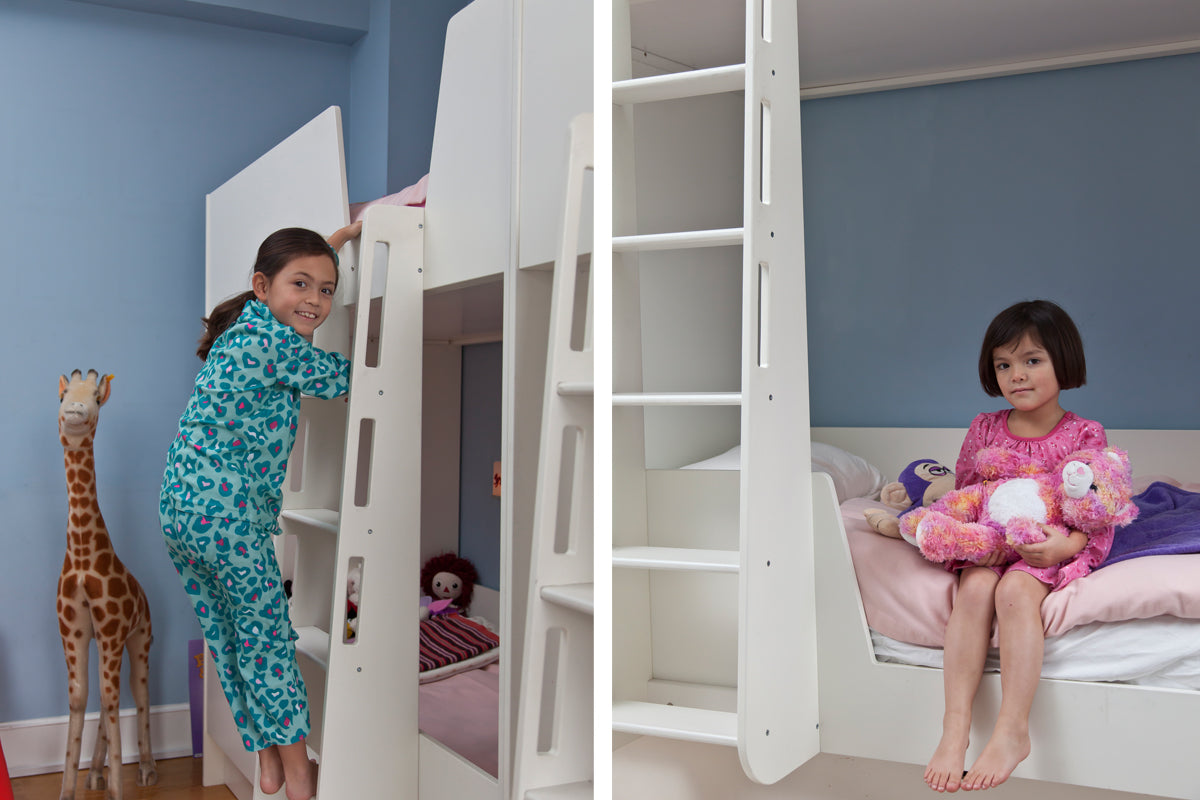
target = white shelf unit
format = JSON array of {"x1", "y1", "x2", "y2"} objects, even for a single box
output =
[{"x1": 611, "y1": 0, "x2": 819, "y2": 785}]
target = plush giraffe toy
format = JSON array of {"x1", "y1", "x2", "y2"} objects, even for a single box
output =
[{"x1": 56, "y1": 370, "x2": 156, "y2": 799}]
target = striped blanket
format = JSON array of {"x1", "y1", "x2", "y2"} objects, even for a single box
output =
[{"x1": 419, "y1": 612, "x2": 500, "y2": 673}]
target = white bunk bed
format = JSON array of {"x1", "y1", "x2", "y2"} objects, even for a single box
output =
[
  {"x1": 611, "y1": 1, "x2": 1200, "y2": 798},
  {"x1": 199, "y1": 0, "x2": 591, "y2": 798}
]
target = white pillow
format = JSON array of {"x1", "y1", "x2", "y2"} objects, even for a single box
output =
[
  {"x1": 680, "y1": 442, "x2": 885, "y2": 503},
  {"x1": 811, "y1": 441, "x2": 886, "y2": 503}
]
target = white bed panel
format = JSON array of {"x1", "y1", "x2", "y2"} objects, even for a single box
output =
[
  {"x1": 424, "y1": 0, "x2": 514, "y2": 290},
  {"x1": 813, "y1": 426, "x2": 1200, "y2": 484},
  {"x1": 518, "y1": 0, "x2": 593, "y2": 269},
  {"x1": 419, "y1": 733, "x2": 501, "y2": 799},
  {"x1": 205, "y1": 106, "x2": 350, "y2": 312}
]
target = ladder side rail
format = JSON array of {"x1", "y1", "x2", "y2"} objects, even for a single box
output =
[
  {"x1": 513, "y1": 113, "x2": 595, "y2": 799},
  {"x1": 737, "y1": 0, "x2": 819, "y2": 784},
  {"x1": 318, "y1": 205, "x2": 425, "y2": 797}
]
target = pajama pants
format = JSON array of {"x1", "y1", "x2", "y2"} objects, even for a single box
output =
[{"x1": 159, "y1": 498, "x2": 309, "y2": 751}]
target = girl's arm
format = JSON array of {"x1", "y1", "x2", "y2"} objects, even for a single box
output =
[
  {"x1": 264, "y1": 324, "x2": 351, "y2": 399},
  {"x1": 327, "y1": 220, "x2": 363, "y2": 253}
]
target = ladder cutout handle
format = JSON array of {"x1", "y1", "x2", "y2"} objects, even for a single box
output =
[
  {"x1": 344, "y1": 556, "x2": 364, "y2": 644},
  {"x1": 554, "y1": 425, "x2": 585, "y2": 554},
  {"x1": 761, "y1": 0, "x2": 773, "y2": 42},
  {"x1": 360, "y1": 241, "x2": 391, "y2": 369},
  {"x1": 536, "y1": 627, "x2": 567, "y2": 754},
  {"x1": 758, "y1": 263, "x2": 771, "y2": 367},
  {"x1": 760, "y1": 101, "x2": 772, "y2": 206},
  {"x1": 353, "y1": 418, "x2": 375, "y2": 507}
]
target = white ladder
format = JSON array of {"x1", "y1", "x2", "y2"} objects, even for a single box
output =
[
  {"x1": 610, "y1": 0, "x2": 818, "y2": 784},
  {"x1": 511, "y1": 112, "x2": 594, "y2": 800},
  {"x1": 275, "y1": 206, "x2": 424, "y2": 799}
]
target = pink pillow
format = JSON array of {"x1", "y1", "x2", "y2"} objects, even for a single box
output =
[{"x1": 841, "y1": 497, "x2": 1200, "y2": 648}]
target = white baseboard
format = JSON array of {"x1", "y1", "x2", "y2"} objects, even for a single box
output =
[{"x1": 0, "y1": 703, "x2": 193, "y2": 778}]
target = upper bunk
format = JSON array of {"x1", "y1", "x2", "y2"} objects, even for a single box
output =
[{"x1": 626, "y1": 0, "x2": 1200, "y2": 92}]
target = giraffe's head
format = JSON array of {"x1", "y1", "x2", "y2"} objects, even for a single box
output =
[{"x1": 58, "y1": 369, "x2": 112, "y2": 444}]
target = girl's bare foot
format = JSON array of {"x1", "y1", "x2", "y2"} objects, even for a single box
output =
[
  {"x1": 962, "y1": 725, "x2": 1030, "y2": 791},
  {"x1": 258, "y1": 746, "x2": 284, "y2": 795},
  {"x1": 283, "y1": 759, "x2": 317, "y2": 800},
  {"x1": 925, "y1": 719, "x2": 970, "y2": 793}
]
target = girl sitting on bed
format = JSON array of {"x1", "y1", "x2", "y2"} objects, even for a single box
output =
[
  {"x1": 925, "y1": 299, "x2": 1110, "y2": 794},
  {"x1": 159, "y1": 223, "x2": 360, "y2": 800}
]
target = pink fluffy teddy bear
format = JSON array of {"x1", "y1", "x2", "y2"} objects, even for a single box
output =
[{"x1": 899, "y1": 446, "x2": 1138, "y2": 565}]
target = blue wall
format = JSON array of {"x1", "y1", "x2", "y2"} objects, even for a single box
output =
[
  {"x1": 458, "y1": 343, "x2": 503, "y2": 591},
  {"x1": 0, "y1": 0, "x2": 464, "y2": 726},
  {"x1": 802, "y1": 54, "x2": 1200, "y2": 430}
]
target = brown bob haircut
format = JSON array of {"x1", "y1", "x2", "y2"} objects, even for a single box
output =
[{"x1": 978, "y1": 300, "x2": 1087, "y2": 398}]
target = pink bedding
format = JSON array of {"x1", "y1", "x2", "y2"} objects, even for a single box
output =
[
  {"x1": 349, "y1": 174, "x2": 428, "y2": 221},
  {"x1": 840, "y1": 496, "x2": 1200, "y2": 648},
  {"x1": 418, "y1": 663, "x2": 499, "y2": 777}
]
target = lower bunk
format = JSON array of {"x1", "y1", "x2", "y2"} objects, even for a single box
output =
[{"x1": 633, "y1": 427, "x2": 1200, "y2": 799}]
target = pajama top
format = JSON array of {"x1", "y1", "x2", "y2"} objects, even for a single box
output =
[
  {"x1": 161, "y1": 299, "x2": 350, "y2": 530},
  {"x1": 952, "y1": 409, "x2": 1113, "y2": 589}
]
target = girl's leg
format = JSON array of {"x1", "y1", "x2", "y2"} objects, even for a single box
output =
[
  {"x1": 259, "y1": 745, "x2": 284, "y2": 794},
  {"x1": 276, "y1": 739, "x2": 317, "y2": 800},
  {"x1": 926, "y1": 566, "x2": 1000, "y2": 793},
  {"x1": 962, "y1": 570, "x2": 1050, "y2": 791}
]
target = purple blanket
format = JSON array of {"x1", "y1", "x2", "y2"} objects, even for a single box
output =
[{"x1": 1099, "y1": 482, "x2": 1200, "y2": 567}]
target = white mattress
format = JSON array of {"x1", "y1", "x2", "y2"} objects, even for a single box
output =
[{"x1": 871, "y1": 616, "x2": 1200, "y2": 690}]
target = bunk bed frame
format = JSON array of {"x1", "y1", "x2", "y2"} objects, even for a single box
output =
[
  {"x1": 611, "y1": 1, "x2": 1200, "y2": 798},
  {"x1": 814, "y1": 427, "x2": 1200, "y2": 800},
  {"x1": 199, "y1": 0, "x2": 592, "y2": 798}
]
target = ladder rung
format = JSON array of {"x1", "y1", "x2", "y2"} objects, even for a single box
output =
[
  {"x1": 612, "y1": 546, "x2": 739, "y2": 573},
  {"x1": 525, "y1": 782, "x2": 592, "y2": 800},
  {"x1": 295, "y1": 626, "x2": 331, "y2": 670},
  {"x1": 540, "y1": 583, "x2": 594, "y2": 615},
  {"x1": 279, "y1": 508, "x2": 339, "y2": 535},
  {"x1": 612, "y1": 228, "x2": 744, "y2": 253},
  {"x1": 611, "y1": 392, "x2": 741, "y2": 407},
  {"x1": 612, "y1": 64, "x2": 746, "y2": 104},
  {"x1": 612, "y1": 700, "x2": 737, "y2": 746},
  {"x1": 557, "y1": 381, "x2": 594, "y2": 397}
]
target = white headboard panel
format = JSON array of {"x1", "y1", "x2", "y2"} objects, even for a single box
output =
[
  {"x1": 205, "y1": 106, "x2": 350, "y2": 312},
  {"x1": 814, "y1": 426, "x2": 1200, "y2": 484}
]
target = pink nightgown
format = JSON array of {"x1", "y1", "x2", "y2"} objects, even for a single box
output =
[{"x1": 951, "y1": 409, "x2": 1113, "y2": 590}]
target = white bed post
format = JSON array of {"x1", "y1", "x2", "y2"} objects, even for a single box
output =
[
  {"x1": 512, "y1": 113, "x2": 595, "y2": 800},
  {"x1": 610, "y1": 0, "x2": 655, "y2": 741}
]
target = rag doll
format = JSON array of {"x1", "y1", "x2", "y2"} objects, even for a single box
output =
[{"x1": 420, "y1": 553, "x2": 479, "y2": 615}]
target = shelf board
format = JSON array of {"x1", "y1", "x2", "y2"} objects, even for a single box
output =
[
  {"x1": 540, "y1": 582, "x2": 594, "y2": 615},
  {"x1": 611, "y1": 392, "x2": 741, "y2": 407},
  {"x1": 280, "y1": 508, "x2": 340, "y2": 536},
  {"x1": 612, "y1": 546, "x2": 738, "y2": 573},
  {"x1": 295, "y1": 626, "x2": 331, "y2": 670},
  {"x1": 612, "y1": 700, "x2": 737, "y2": 746},
  {"x1": 612, "y1": 63, "x2": 746, "y2": 104},
  {"x1": 612, "y1": 227, "x2": 743, "y2": 253},
  {"x1": 525, "y1": 781, "x2": 593, "y2": 800}
]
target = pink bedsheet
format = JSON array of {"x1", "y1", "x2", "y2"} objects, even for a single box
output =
[
  {"x1": 841, "y1": 496, "x2": 1200, "y2": 648},
  {"x1": 418, "y1": 663, "x2": 499, "y2": 777}
]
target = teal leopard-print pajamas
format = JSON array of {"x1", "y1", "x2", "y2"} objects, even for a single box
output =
[{"x1": 160, "y1": 300, "x2": 349, "y2": 751}]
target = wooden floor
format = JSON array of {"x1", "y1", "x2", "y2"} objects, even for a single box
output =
[{"x1": 11, "y1": 757, "x2": 236, "y2": 800}]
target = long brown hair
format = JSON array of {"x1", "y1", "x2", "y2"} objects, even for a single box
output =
[{"x1": 197, "y1": 227, "x2": 337, "y2": 360}]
